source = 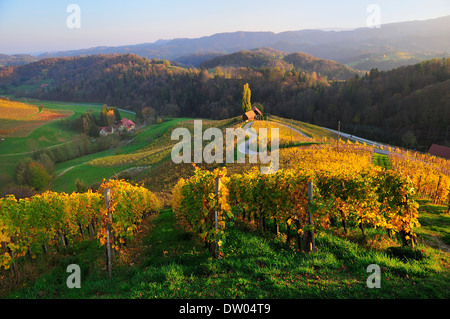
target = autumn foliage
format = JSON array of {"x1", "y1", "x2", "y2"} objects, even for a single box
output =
[
  {"x1": 0, "y1": 179, "x2": 160, "y2": 270},
  {"x1": 173, "y1": 156, "x2": 421, "y2": 251}
]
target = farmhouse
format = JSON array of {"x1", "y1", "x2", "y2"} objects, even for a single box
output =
[
  {"x1": 99, "y1": 126, "x2": 114, "y2": 136},
  {"x1": 428, "y1": 144, "x2": 450, "y2": 160},
  {"x1": 118, "y1": 118, "x2": 136, "y2": 132}
]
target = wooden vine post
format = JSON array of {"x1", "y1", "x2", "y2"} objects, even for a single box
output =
[
  {"x1": 337, "y1": 121, "x2": 341, "y2": 150},
  {"x1": 105, "y1": 188, "x2": 113, "y2": 278},
  {"x1": 434, "y1": 175, "x2": 442, "y2": 204},
  {"x1": 214, "y1": 176, "x2": 221, "y2": 259},
  {"x1": 8, "y1": 237, "x2": 18, "y2": 276},
  {"x1": 303, "y1": 181, "x2": 316, "y2": 252}
]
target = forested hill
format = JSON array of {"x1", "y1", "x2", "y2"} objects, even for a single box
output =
[
  {"x1": 0, "y1": 54, "x2": 39, "y2": 67},
  {"x1": 0, "y1": 53, "x2": 333, "y2": 119},
  {"x1": 35, "y1": 15, "x2": 450, "y2": 71},
  {"x1": 200, "y1": 48, "x2": 365, "y2": 80},
  {"x1": 0, "y1": 54, "x2": 449, "y2": 149},
  {"x1": 296, "y1": 58, "x2": 450, "y2": 150}
]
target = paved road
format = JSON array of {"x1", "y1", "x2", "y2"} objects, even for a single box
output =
[
  {"x1": 237, "y1": 122, "x2": 258, "y2": 155},
  {"x1": 237, "y1": 120, "x2": 313, "y2": 155},
  {"x1": 320, "y1": 126, "x2": 390, "y2": 155}
]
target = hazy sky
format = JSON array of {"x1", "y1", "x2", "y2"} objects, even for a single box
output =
[{"x1": 0, "y1": 0, "x2": 449, "y2": 54}]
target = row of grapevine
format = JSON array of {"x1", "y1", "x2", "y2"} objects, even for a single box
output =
[
  {"x1": 172, "y1": 165, "x2": 420, "y2": 254},
  {"x1": 0, "y1": 179, "x2": 161, "y2": 271},
  {"x1": 390, "y1": 152, "x2": 450, "y2": 206},
  {"x1": 172, "y1": 166, "x2": 231, "y2": 257}
]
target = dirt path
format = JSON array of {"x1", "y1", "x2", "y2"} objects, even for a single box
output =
[
  {"x1": 57, "y1": 165, "x2": 78, "y2": 178},
  {"x1": 425, "y1": 235, "x2": 450, "y2": 253},
  {"x1": 0, "y1": 141, "x2": 72, "y2": 157}
]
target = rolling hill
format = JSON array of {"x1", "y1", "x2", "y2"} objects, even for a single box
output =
[
  {"x1": 0, "y1": 54, "x2": 39, "y2": 67},
  {"x1": 1, "y1": 54, "x2": 449, "y2": 149},
  {"x1": 34, "y1": 15, "x2": 450, "y2": 71},
  {"x1": 199, "y1": 48, "x2": 365, "y2": 80}
]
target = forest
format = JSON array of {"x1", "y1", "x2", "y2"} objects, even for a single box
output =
[{"x1": 0, "y1": 53, "x2": 449, "y2": 150}]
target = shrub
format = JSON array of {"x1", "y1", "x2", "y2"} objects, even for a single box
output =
[{"x1": 29, "y1": 162, "x2": 52, "y2": 191}]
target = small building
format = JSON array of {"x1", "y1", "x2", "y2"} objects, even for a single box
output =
[
  {"x1": 118, "y1": 118, "x2": 136, "y2": 132},
  {"x1": 428, "y1": 144, "x2": 450, "y2": 160},
  {"x1": 242, "y1": 106, "x2": 263, "y2": 122},
  {"x1": 243, "y1": 110, "x2": 256, "y2": 121},
  {"x1": 252, "y1": 106, "x2": 263, "y2": 118},
  {"x1": 99, "y1": 126, "x2": 114, "y2": 136}
]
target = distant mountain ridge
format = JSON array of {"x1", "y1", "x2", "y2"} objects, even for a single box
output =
[{"x1": 33, "y1": 15, "x2": 450, "y2": 71}]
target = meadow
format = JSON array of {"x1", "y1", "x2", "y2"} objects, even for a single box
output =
[{"x1": 0, "y1": 98, "x2": 137, "y2": 179}]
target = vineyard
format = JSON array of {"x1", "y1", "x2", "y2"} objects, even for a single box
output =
[
  {"x1": 0, "y1": 99, "x2": 72, "y2": 137},
  {"x1": 389, "y1": 148, "x2": 450, "y2": 206},
  {"x1": 0, "y1": 179, "x2": 161, "y2": 271},
  {"x1": 0, "y1": 115, "x2": 449, "y2": 299},
  {"x1": 250, "y1": 120, "x2": 313, "y2": 147},
  {"x1": 172, "y1": 164, "x2": 421, "y2": 256}
]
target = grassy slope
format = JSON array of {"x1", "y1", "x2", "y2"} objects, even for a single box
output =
[
  {"x1": 4, "y1": 208, "x2": 448, "y2": 299},
  {"x1": 51, "y1": 118, "x2": 193, "y2": 193},
  {"x1": 0, "y1": 99, "x2": 136, "y2": 178}
]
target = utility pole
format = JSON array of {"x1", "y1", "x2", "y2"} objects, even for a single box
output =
[{"x1": 337, "y1": 121, "x2": 341, "y2": 149}]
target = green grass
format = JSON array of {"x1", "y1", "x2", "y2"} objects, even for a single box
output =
[
  {"x1": 415, "y1": 198, "x2": 450, "y2": 248},
  {"x1": 51, "y1": 163, "x2": 134, "y2": 193},
  {"x1": 50, "y1": 118, "x2": 193, "y2": 192},
  {"x1": 4, "y1": 209, "x2": 448, "y2": 299},
  {"x1": 0, "y1": 99, "x2": 135, "y2": 178},
  {"x1": 373, "y1": 153, "x2": 392, "y2": 170},
  {"x1": 0, "y1": 96, "x2": 193, "y2": 190},
  {"x1": 0, "y1": 99, "x2": 136, "y2": 156}
]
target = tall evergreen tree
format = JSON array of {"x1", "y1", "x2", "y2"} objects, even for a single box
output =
[
  {"x1": 113, "y1": 107, "x2": 121, "y2": 122},
  {"x1": 242, "y1": 83, "x2": 251, "y2": 113}
]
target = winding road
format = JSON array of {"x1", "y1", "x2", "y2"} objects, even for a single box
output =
[
  {"x1": 237, "y1": 120, "x2": 391, "y2": 158},
  {"x1": 319, "y1": 126, "x2": 391, "y2": 155},
  {"x1": 237, "y1": 122, "x2": 259, "y2": 155},
  {"x1": 237, "y1": 120, "x2": 312, "y2": 155}
]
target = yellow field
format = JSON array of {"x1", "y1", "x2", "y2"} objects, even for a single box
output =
[
  {"x1": 0, "y1": 99, "x2": 72, "y2": 137},
  {"x1": 0, "y1": 99, "x2": 39, "y2": 120}
]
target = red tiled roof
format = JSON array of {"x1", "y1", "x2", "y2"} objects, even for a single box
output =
[
  {"x1": 252, "y1": 106, "x2": 262, "y2": 115},
  {"x1": 120, "y1": 118, "x2": 135, "y2": 128},
  {"x1": 244, "y1": 110, "x2": 256, "y2": 120},
  {"x1": 428, "y1": 144, "x2": 450, "y2": 159}
]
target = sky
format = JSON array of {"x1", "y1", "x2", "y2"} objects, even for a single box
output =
[{"x1": 0, "y1": 0, "x2": 449, "y2": 54}]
